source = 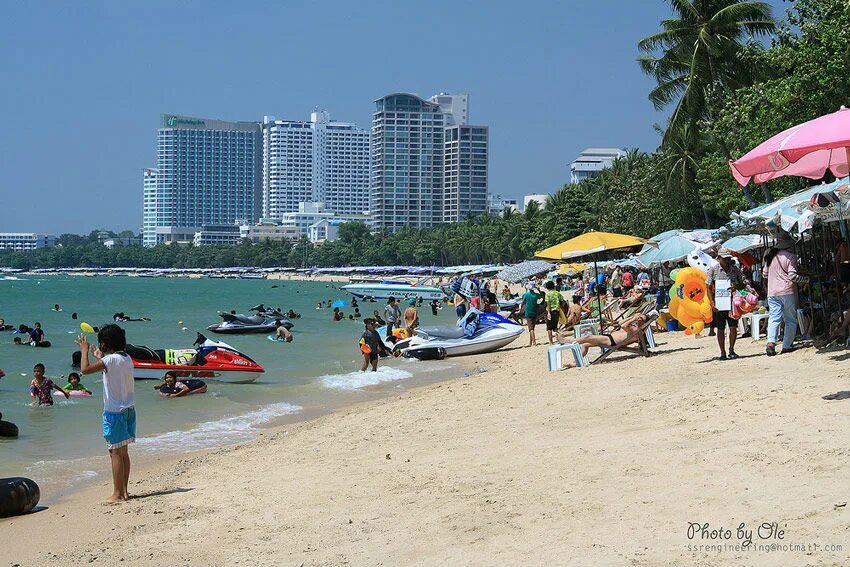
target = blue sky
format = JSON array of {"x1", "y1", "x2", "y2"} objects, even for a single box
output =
[{"x1": 1, "y1": 0, "x2": 785, "y2": 234}]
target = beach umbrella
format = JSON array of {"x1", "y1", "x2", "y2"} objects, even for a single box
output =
[
  {"x1": 730, "y1": 106, "x2": 850, "y2": 187},
  {"x1": 536, "y1": 231, "x2": 655, "y2": 331},
  {"x1": 535, "y1": 231, "x2": 654, "y2": 260},
  {"x1": 331, "y1": 300, "x2": 348, "y2": 309},
  {"x1": 635, "y1": 234, "x2": 705, "y2": 267},
  {"x1": 557, "y1": 263, "x2": 587, "y2": 276},
  {"x1": 496, "y1": 260, "x2": 555, "y2": 283},
  {"x1": 721, "y1": 234, "x2": 765, "y2": 254}
]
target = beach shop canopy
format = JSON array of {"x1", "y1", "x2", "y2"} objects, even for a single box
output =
[
  {"x1": 496, "y1": 260, "x2": 555, "y2": 283},
  {"x1": 721, "y1": 234, "x2": 765, "y2": 254},
  {"x1": 635, "y1": 234, "x2": 709, "y2": 267},
  {"x1": 535, "y1": 231, "x2": 654, "y2": 261},
  {"x1": 734, "y1": 177, "x2": 850, "y2": 235},
  {"x1": 730, "y1": 106, "x2": 850, "y2": 187}
]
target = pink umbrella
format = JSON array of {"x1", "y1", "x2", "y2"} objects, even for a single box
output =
[{"x1": 730, "y1": 106, "x2": 850, "y2": 186}]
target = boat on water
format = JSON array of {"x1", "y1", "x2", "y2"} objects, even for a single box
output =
[
  {"x1": 127, "y1": 335, "x2": 264, "y2": 384},
  {"x1": 239, "y1": 273, "x2": 265, "y2": 280},
  {"x1": 207, "y1": 310, "x2": 293, "y2": 334},
  {"x1": 342, "y1": 276, "x2": 447, "y2": 301},
  {"x1": 390, "y1": 310, "x2": 524, "y2": 359}
]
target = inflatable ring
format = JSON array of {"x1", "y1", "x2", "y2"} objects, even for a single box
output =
[
  {"x1": 0, "y1": 412, "x2": 18, "y2": 438},
  {"x1": 0, "y1": 477, "x2": 40, "y2": 517}
]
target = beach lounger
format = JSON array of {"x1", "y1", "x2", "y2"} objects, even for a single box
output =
[
  {"x1": 548, "y1": 311, "x2": 659, "y2": 371},
  {"x1": 591, "y1": 311, "x2": 659, "y2": 365}
]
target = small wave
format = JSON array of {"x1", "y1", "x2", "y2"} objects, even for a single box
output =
[
  {"x1": 136, "y1": 401, "x2": 301, "y2": 453},
  {"x1": 319, "y1": 366, "x2": 413, "y2": 391}
]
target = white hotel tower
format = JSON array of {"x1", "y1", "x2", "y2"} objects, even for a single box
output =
[{"x1": 262, "y1": 111, "x2": 370, "y2": 219}]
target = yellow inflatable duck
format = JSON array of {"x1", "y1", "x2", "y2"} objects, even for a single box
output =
[{"x1": 668, "y1": 267, "x2": 713, "y2": 336}]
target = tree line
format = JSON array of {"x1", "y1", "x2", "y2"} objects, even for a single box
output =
[{"x1": 3, "y1": 0, "x2": 847, "y2": 271}]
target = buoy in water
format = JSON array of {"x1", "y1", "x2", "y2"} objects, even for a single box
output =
[
  {"x1": 0, "y1": 477, "x2": 40, "y2": 517},
  {"x1": 0, "y1": 412, "x2": 18, "y2": 438}
]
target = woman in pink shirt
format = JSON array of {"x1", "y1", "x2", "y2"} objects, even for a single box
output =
[{"x1": 762, "y1": 234, "x2": 807, "y2": 356}]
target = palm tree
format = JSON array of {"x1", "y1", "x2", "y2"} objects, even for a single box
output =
[{"x1": 638, "y1": 0, "x2": 775, "y2": 206}]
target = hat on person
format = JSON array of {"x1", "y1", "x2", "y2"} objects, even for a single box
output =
[
  {"x1": 775, "y1": 233, "x2": 795, "y2": 250},
  {"x1": 717, "y1": 247, "x2": 734, "y2": 258}
]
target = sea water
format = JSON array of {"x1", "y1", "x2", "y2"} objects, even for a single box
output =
[{"x1": 0, "y1": 276, "x2": 456, "y2": 496}]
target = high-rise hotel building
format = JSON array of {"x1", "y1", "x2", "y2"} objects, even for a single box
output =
[
  {"x1": 141, "y1": 168, "x2": 158, "y2": 247},
  {"x1": 262, "y1": 111, "x2": 370, "y2": 219},
  {"x1": 371, "y1": 93, "x2": 488, "y2": 232},
  {"x1": 143, "y1": 114, "x2": 261, "y2": 246}
]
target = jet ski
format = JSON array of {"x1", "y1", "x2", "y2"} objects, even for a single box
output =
[
  {"x1": 127, "y1": 334, "x2": 264, "y2": 384},
  {"x1": 206, "y1": 308, "x2": 294, "y2": 334},
  {"x1": 391, "y1": 309, "x2": 524, "y2": 360}
]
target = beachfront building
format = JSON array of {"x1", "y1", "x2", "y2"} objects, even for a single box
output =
[
  {"x1": 523, "y1": 194, "x2": 549, "y2": 211},
  {"x1": 192, "y1": 225, "x2": 243, "y2": 247},
  {"x1": 371, "y1": 93, "x2": 446, "y2": 232},
  {"x1": 443, "y1": 125, "x2": 488, "y2": 222},
  {"x1": 148, "y1": 114, "x2": 262, "y2": 246},
  {"x1": 569, "y1": 148, "x2": 627, "y2": 184},
  {"x1": 261, "y1": 111, "x2": 370, "y2": 220},
  {"x1": 371, "y1": 92, "x2": 489, "y2": 232},
  {"x1": 429, "y1": 93, "x2": 468, "y2": 126},
  {"x1": 279, "y1": 202, "x2": 369, "y2": 238},
  {"x1": 0, "y1": 233, "x2": 56, "y2": 251},
  {"x1": 239, "y1": 222, "x2": 299, "y2": 243},
  {"x1": 488, "y1": 194, "x2": 519, "y2": 216},
  {"x1": 307, "y1": 218, "x2": 343, "y2": 244},
  {"x1": 141, "y1": 168, "x2": 158, "y2": 247}
]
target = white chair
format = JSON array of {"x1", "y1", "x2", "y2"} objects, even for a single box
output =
[
  {"x1": 749, "y1": 312, "x2": 770, "y2": 340},
  {"x1": 574, "y1": 319, "x2": 600, "y2": 339},
  {"x1": 548, "y1": 343, "x2": 588, "y2": 371}
]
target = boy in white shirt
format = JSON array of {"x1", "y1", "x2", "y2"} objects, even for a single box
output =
[{"x1": 79, "y1": 324, "x2": 135, "y2": 504}]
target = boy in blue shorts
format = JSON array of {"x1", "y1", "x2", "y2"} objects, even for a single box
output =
[{"x1": 79, "y1": 324, "x2": 135, "y2": 504}]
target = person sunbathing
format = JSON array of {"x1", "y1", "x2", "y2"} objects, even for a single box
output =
[{"x1": 559, "y1": 313, "x2": 649, "y2": 369}]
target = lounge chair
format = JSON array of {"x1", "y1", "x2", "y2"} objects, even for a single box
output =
[
  {"x1": 547, "y1": 310, "x2": 659, "y2": 371},
  {"x1": 591, "y1": 310, "x2": 659, "y2": 365}
]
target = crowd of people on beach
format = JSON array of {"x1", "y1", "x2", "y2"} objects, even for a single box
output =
[{"x1": 503, "y1": 231, "x2": 814, "y2": 367}]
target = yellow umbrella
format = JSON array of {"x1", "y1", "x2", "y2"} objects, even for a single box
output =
[
  {"x1": 557, "y1": 262, "x2": 586, "y2": 276},
  {"x1": 536, "y1": 231, "x2": 654, "y2": 260},
  {"x1": 537, "y1": 231, "x2": 655, "y2": 332}
]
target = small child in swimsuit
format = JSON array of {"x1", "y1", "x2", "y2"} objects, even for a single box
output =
[
  {"x1": 64, "y1": 372, "x2": 92, "y2": 395},
  {"x1": 30, "y1": 363, "x2": 70, "y2": 406}
]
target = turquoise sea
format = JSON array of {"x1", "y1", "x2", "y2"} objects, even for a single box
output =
[{"x1": 0, "y1": 276, "x2": 456, "y2": 499}]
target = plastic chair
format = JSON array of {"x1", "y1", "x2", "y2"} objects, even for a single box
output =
[{"x1": 547, "y1": 343, "x2": 589, "y2": 371}]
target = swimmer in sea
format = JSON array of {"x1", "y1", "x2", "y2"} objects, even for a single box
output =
[{"x1": 52, "y1": 304, "x2": 62, "y2": 312}]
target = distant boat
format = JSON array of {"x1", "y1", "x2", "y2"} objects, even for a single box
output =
[
  {"x1": 239, "y1": 273, "x2": 265, "y2": 280},
  {"x1": 342, "y1": 276, "x2": 447, "y2": 301}
]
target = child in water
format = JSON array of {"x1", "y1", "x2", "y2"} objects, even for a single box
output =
[
  {"x1": 30, "y1": 363, "x2": 70, "y2": 406},
  {"x1": 64, "y1": 372, "x2": 92, "y2": 395}
]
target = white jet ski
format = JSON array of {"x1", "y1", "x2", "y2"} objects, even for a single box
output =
[{"x1": 390, "y1": 309, "x2": 524, "y2": 360}]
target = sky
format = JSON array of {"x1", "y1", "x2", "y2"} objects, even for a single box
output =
[{"x1": 1, "y1": 0, "x2": 786, "y2": 234}]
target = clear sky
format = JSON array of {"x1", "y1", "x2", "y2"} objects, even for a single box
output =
[{"x1": 1, "y1": 0, "x2": 784, "y2": 234}]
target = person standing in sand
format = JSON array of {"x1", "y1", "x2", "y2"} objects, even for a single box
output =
[
  {"x1": 521, "y1": 283, "x2": 540, "y2": 347},
  {"x1": 79, "y1": 324, "x2": 135, "y2": 504},
  {"x1": 763, "y1": 234, "x2": 807, "y2": 356},
  {"x1": 706, "y1": 249, "x2": 748, "y2": 361}
]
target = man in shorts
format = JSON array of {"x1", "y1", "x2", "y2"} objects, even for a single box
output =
[
  {"x1": 543, "y1": 281, "x2": 563, "y2": 344},
  {"x1": 706, "y1": 249, "x2": 748, "y2": 361}
]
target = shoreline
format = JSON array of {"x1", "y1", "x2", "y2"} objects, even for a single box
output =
[
  {"x1": 11, "y1": 356, "x2": 471, "y2": 508},
  {"x1": 2, "y1": 333, "x2": 849, "y2": 566}
]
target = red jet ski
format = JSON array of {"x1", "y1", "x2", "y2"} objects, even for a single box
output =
[{"x1": 127, "y1": 334, "x2": 264, "y2": 384}]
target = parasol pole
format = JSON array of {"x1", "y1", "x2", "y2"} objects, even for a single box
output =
[{"x1": 594, "y1": 256, "x2": 604, "y2": 333}]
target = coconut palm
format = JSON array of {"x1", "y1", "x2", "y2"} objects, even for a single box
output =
[{"x1": 639, "y1": 0, "x2": 775, "y2": 206}]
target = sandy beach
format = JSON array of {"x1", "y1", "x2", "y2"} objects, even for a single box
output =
[{"x1": 2, "y1": 331, "x2": 848, "y2": 566}]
